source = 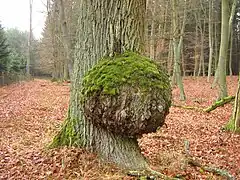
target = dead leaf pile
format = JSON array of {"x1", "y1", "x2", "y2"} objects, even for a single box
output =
[{"x1": 0, "y1": 77, "x2": 239, "y2": 179}]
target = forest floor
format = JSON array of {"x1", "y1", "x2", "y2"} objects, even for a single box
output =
[{"x1": 0, "y1": 77, "x2": 239, "y2": 179}]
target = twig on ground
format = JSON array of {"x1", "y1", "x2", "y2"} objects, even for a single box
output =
[
  {"x1": 184, "y1": 140, "x2": 235, "y2": 180},
  {"x1": 172, "y1": 104, "x2": 203, "y2": 111},
  {"x1": 172, "y1": 95, "x2": 235, "y2": 113},
  {"x1": 127, "y1": 167, "x2": 181, "y2": 180}
]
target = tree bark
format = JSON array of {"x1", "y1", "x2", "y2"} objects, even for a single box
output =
[
  {"x1": 52, "y1": 0, "x2": 147, "y2": 170},
  {"x1": 207, "y1": 0, "x2": 213, "y2": 82},
  {"x1": 167, "y1": 39, "x2": 173, "y2": 75},
  {"x1": 59, "y1": 0, "x2": 71, "y2": 80},
  {"x1": 212, "y1": 22, "x2": 219, "y2": 88},
  {"x1": 228, "y1": 0, "x2": 237, "y2": 76},
  {"x1": 229, "y1": 28, "x2": 233, "y2": 76},
  {"x1": 194, "y1": 22, "x2": 199, "y2": 77},
  {"x1": 214, "y1": 23, "x2": 219, "y2": 72},
  {"x1": 150, "y1": 1, "x2": 156, "y2": 60},
  {"x1": 217, "y1": 0, "x2": 229, "y2": 98},
  {"x1": 198, "y1": 20, "x2": 205, "y2": 77},
  {"x1": 226, "y1": 76, "x2": 240, "y2": 131},
  {"x1": 27, "y1": 0, "x2": 33, "y2": 76},
  {"x1": 171, "y1": 0, "x2": 186, "y2": 101}
]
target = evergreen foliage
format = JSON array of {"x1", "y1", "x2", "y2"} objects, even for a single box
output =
[
  {"x1": 0, "y1": 23, "x2": 9, "y2": 73},
  {"x1": 5, "y1": 28, "x2": 29, "y2": 73}
]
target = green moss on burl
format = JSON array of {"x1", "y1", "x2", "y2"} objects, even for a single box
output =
[{"x1": 81, "y1": 51, "x2": 171, "y2": 104}]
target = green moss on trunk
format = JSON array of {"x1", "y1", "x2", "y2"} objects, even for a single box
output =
[
  {"x1": 50, "y1": 118, "x2": 83, "y2": 148},
  {"x1": 224, "y1": 118, "x2": 240, "y2": 132}
]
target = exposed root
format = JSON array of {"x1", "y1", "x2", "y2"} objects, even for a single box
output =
[
  {"x1": 184, "y1": 140, "x2": 235, "y2": 180},
  {"x1": 127, "y1": 168, "x2": 180, "y2": 180},
  {"x1": 172, "y1": 104, "x2": 203, "y2": 111}
]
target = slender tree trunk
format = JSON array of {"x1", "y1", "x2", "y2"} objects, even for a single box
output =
[
  {"x1": 217, "y1": 0, "x2": 229, "y2": 98},
  {"x1": 168, "y1": 40, "x2": 173, "y2": 75},
  {"x1": 194, "y1": 23, "x2": 199, "y2": 77},
  {"x1": 229, "y1": 28, "x2": 233, "y2": 76},
  {"x1": 50, "y1": 0, "x2": 61, "y2": 80},
  {"x1": 171, "y1": 0, "x2": 186, "y2": 101},
  {"x1": 52, "y1": 0, "x2": 148, "y2": 170},
  {"x1": 214, "y1": 22, "x2": 219, "y2": 72},
  {"x1": 145, "y1": 0, "x2": 150, "y2": 56},
  {"x1": 150, "y1": 1, "x2": 156, "y2": 60},
  {"x1": 159, "y1": 2, "x2": 168, "y2": 61},
  {"x1": 182, "y1": 46, "x2": 186, "y2": 77},
  {"x1": 207, "y1": 0, "x2": 213, "y2": 82},
  {"x1": 233, "y1": 77, "x2": 240, "y2": 129},
  {"x1": 212, "y1": 22, "x2": 219, "y2": 88},
  {"x1": 226, "y1": 76, "x2": 240, "y2": 131},
  {"x1": 27, "y1": 0, "x2": 33, "y2": 76},
  {"x1": 198, "y1": 20, "x2": 205, "y2": 77},
  {"x1": 59, "y1": 0, "x2": 71, "y2": 80},
  {"x1": 228, "y1": 0, "x2": 237, "y2": 76}
]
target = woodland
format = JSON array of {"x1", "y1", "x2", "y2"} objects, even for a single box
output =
[{"x1": 0, "y1": 0, "x2": 240, "y2": 179}]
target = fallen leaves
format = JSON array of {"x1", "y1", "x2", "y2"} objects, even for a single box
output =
[
  {"x1": 0, "y1": 80, "x2": 125, "y2": 179},
  {"x1": 140, "y1": 76, "x2": 240, "y2": 179},
  {"x1": 0, "y1": 77, "x2": 239, "y2": 179}
]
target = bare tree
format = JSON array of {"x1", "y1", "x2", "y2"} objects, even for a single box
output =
[{"x1": 27, "y1": 0, "x2": 33, "y2": 76}]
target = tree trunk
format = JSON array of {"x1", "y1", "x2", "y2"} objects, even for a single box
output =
[
  {"x1": 171, "y1": 0, "x2": 186, "y2": 101},
  {"x1": 214, "y1": 23, "x2": 219, "y2": 73},
  {"x1": 198, "y1": 20, "x2": 205, "y2": 77},
  {"x1": 226, "y1": 76, "x2": 240, "y2": 131},
  {"x1": 207, "y1": 0, "x2": 213, "y2": 82},
  {"x1": 182, "y1": 46, "x2": 186, "y2": 77},
  {"x1": 229, "y1": 28, "x2": 233, "y2": 76},
  {"x1": 59, "y1": 0, "x2": 71, "y2": 80},
  {"x1": 194, "y1": 23, "x2": 199, "y2": 77},
  {"x1": 52, "y1": 0, "x2": 147, "y2": 170},
  {"x1": 167, "y1": 39, "x2": 173, "y2": 75},
  {"x1": 212, "y1": 22, "x2": 219, "y2": 88},
  {"x1": 150, "y1": 1, "x2": 156, "y2": 60},
  {"x1": 217, "y1": 0, "x2": 229, "y2": 98},
  {"x1": 27, "y1": 0, "x2": 33, "y2": 76},
  {"x1": 228, "y1": 0, "x2": 237, "y2": 76}
]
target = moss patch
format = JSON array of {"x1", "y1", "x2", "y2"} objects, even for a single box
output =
[
  {"x1": 49, "y1": 118, "x2": 83, "y2": 148},
  {"x1": 224, "y1": 118, "x2": 240, "y2": 133},
  {"x1": 81, "y1": 51, "x2": 171, "y2": 104}
]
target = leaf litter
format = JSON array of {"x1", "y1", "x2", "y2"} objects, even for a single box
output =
[{"x1": 0, "y1": 77, "x2": 239, "y2": 179}]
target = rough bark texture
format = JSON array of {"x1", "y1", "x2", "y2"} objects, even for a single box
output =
[
  {"x1": 84, "y1": 87, "x2": 169, "y2": 137},
  {"x1": 81, "y1": 53, "x2": 171, "y2": 137},
  {"x1": 52, "y1": 0, "x2": 149, "y2": 170}
]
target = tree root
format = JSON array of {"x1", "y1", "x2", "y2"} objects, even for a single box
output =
[
  {"x1": 172, "y1": 104, "x2": 203, "y2": 111},
  {"x1": 184, "y1": 140, "x2": 235, "y2": 180},
  {"x1": 185, "y1": 158, "x2": 235, "y2": 180},
  {"x1": 127, "y1": 139, "x2": 235, "y2": 179},
  {"x1": 127, "y1": 168, "x2": 180, "y2": 180}
]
